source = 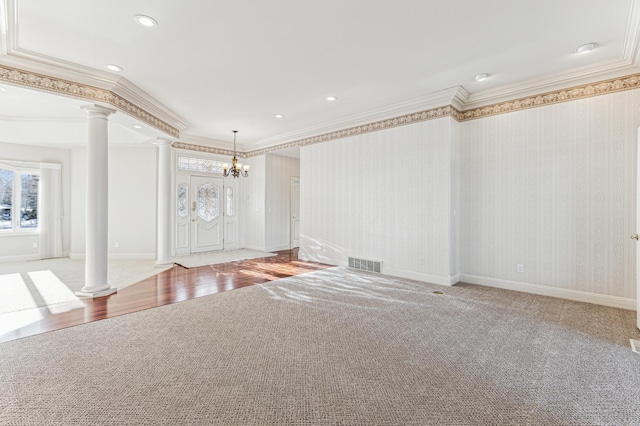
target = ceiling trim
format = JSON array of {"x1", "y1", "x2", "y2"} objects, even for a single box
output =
[
  {"x1": 460, "y1": 72, "x2": 640, "y2": 121},
  {"x1": 244, "y1": 86, "x2": 467, "y2": 152},
  {"x1": 245, "y1": 105, "x2": 458, "y2": 158},
  {"x1": 207, "y1": 71, "x2": 640, "y2": 158},
  {"x1": 0, "y1": 64, "x2": 180, "y2": 137}
]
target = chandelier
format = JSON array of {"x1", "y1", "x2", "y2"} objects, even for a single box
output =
[{"x1": 222, "y1": 130, "x2": 249, "y2": 178}]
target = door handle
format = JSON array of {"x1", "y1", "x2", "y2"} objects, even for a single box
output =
[
  {"x1": 631, "y1": 234, "x2": 639, "y2": 240},
  {"x1": 192, "y1": 201, "x2": 196, "y2": 212}
]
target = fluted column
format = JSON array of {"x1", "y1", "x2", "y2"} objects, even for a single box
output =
[
  {"x1": 156, "y1": 137, "x2": 174, "y2": 267},
  {"x1": 76, "y1": 104, "x2": 117, "y2": 298}
]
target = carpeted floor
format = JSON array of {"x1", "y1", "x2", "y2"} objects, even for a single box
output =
[
  {"x1": 0, "y1": 258, "x2": 171, "y2": 315},
  {"x1": 1, "y1": 267, "x2": 639, "y2": 425},
  {"x1": 173, "y1": 248, "x2": 276, "y2": 268}
]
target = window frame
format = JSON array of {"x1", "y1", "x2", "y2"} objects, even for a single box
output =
[{"x1": 0, "y1": 165, "x2": 40, "y2": 235}]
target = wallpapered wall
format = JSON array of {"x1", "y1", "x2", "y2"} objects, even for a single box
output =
[
  {"x1": 461, "y1": 90, "x2": 638, "y2": 300},
  {"x1": 300, "y1": 118, "x2": 459, "y2": 285},
  {"x1": 300, "y1": 89, "x2": 640, "y2": 305}
]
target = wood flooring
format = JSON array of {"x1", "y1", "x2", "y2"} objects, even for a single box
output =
[{"x1": 0, "y1": 249, "x2": 331, "y2": 344}]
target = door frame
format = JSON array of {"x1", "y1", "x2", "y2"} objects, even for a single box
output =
[{"x1": 290, "y1": 177, "x2": 300, "y2": 249}]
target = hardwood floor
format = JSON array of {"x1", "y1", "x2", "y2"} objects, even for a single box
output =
[{"x1": 0, "y1": 249, "x2": 331, "y2": 344}]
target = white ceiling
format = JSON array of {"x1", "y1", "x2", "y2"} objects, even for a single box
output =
[{"x1": 1, "y1": 0, "x2": 639, "y2": 152}]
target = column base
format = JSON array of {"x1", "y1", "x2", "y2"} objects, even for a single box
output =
[
  {"x1": 75, "y1": 287, "x2": 117, "y2": 299},
  {"x1": 155, "y1": 261, "x2": 174, "y2": 268}
]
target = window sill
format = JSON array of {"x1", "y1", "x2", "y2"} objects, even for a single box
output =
[{"x1": 0, "y1": 231, "x2": 40, "y2": 237}]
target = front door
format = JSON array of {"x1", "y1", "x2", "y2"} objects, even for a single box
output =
[{"x1": 191, "y1": 176, "x2": 224, "y2": 253}]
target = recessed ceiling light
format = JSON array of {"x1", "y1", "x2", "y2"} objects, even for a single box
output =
[
  {"x1": 106, "y1": 64, "x2": 123, "y2": 72},
  {"x1": 274, "y1": 114, "x2": 284, "y2": 119},
  {"x1": 0, "y1": 86, "x2": 7, "y2": 92},
  {"x1": 134, "y1": 14, "x2": 158, "y2": 28},
  {"x1": 475, "y1": 73, "x2": 490, "y2": 82},
  {"x1": 576, "y1": 42, "x2": 598, "y2": 54},
  {"x1": 326, "y1": 96, "x2": 337, "y2": 101},
  {"x1": 133, "y1": 125, "x2": 143, "y2": 129}
]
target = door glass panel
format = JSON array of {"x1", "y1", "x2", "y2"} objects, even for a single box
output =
[
  {"x1": 197, "y1": 183, "x2": 218, "y2": 222},
  {"x1": 177, "y1": 184, "x2": 187, "y2": 217},
  {"x1": 226, "y1": 187, "x2": 234, "y2": 217}
]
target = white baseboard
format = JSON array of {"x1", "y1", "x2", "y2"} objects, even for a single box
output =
[
  {"x1": 244, "y1": 244, "x2": 267, "y2": 252},
  {"x1": 460, "y1": 274, "x2": 636, "y2": 311},
  {"x1": 69, "y1": 252, "x2": 156, "y2": 260},
  {"x1": 298, "y1": 254, "x2": 456, "y2": 287},
  {"x1": 265, "y1": 244, "x2": 292, "y2": 252},
  {"x1": 384, "y1": 267, "x2": 455, "y2": 287},
  {"x1": 0, "y1": 253, "x2": 39, "y2": 263}
]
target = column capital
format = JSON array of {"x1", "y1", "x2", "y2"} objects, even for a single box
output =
[
  {"x1": 81, "y1": 104, "x2": 117, "y2": 118},
  {"x1": 155, "y1": 137, "x2": 174, "y2": 146}
]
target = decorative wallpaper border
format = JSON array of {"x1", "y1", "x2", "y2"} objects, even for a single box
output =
[
  {"x1": 459, "y1": 73, "x2": 640, "y2": 121},
  {"x1": 0, "y1": 65, "x2": 180, "y2": 138},
  {"x1": 171, "y1": 142, "x2": 239, "y2": 158}
]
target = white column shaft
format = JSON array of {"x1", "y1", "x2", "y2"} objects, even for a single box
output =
[
  {"x1": 156, "y1": 138, "x2": 173, "y2": 266},
  {"x1": 77, "y1": 105, "x2": 117, "y2": 298}
]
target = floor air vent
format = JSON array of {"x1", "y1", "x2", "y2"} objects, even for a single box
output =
[{"x1": 348, "y1": 257, "x2": 382, "y2": 273}]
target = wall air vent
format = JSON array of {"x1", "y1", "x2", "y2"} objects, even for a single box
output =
[{"x1": 348, "y1": 257, "x2": 382, "y2": 273}]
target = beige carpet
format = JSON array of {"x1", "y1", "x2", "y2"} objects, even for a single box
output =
[
  {"x1": 1, "y1": 267, "x2": 639, "y2": 425},
  {"x1": 173, "y1": 248, "x2": 276, "y2": 268},
  {"x1": 0, "y1": 258, "x2": 171, "y2": 315}
]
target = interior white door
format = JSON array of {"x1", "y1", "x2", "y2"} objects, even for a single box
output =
[
  {"x1": 291, "y1": 177, "x2": 300, "y2": 249},
  {"x1": 191, "y1": 176, "x2": 224, "y2": 253}
]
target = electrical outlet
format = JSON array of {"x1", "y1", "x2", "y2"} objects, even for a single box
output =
[
  {"x1": 115, "y1": 242, "x2": 119, "y2": 248},
  {"x1": 517, "y1": 264, "x2": 524, "y2": 273},
  {"x1": 32, "y1": 242, "x2": 38, "y2": 249}
]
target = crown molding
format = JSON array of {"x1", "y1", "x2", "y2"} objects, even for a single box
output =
[
  {"x1": 243, "y1": 86, "x2": 466, "y2": 152},
  {"x1": 624, "y1": 0, "x2": 640, "y2": 66},
  {"x1": 245, "y1": 105, "x2": 458, "y2": 158},
  {"x1": 179, "y1": 133, "x2": 234, "y2": 151},
  {"x1": 0, "y1": 64, "x2": 180, "y2": 137},
  {"x1": 465, "y1": 59, "x2": 640, "y2": 109},
  {"x1": 460, "y1": 72, "x2": 640, "y2": 121},
  {"x1": 0, "y1": 0, "x2": 187, "y2": 136}
]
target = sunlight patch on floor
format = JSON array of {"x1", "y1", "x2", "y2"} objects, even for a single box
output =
[
  {"x1": 0, "y1": 308, "x2": 43, "y2": 336},
  {"x1": 28, "y1": 270, "x2": 84, "y2": 314},
  {"x1": 0, "y1": 273, "x2": 38, "y2": 314}
]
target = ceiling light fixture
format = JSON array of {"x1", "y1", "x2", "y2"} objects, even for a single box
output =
[
  {"x1": 275, "y1": 114, "x2": 284, "y2": 118},
  {"x1": 222, "y1": 131, "x2": 249, "y2": 178},
  {"x1": 326, "y1": 96, "x2": 337, "y2": 101},
  {"x1": 134, "y1": 14, "x2": 158, "y2": 27},
  {"x1": 106, "y1": 64, "x2": 123, "y2": 72},
  {"x1": 475, "y1": 73, "x2": 490, "y2": 82},
  {"x1": 576, "y1": 42, "x2": 598, "y2": 54},
  {"x1": 0, "y1": 86, "x2": 7, "y2": 92},
  {"x1": 133, "y1": 125, "x2": 142, "y2": 129}
]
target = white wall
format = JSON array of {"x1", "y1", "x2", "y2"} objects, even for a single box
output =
[
  {"x1": 265, "y1": 154, "x2": 299, "y2": 251},
  {"x1": 70, "y1": 145, "x2": 157, "y2": 259},
  {"x1": 300, "y1": 118, "x2": 459, "y2": 285},
  {"x1": 0, "y1": 142, "x2": 71, "y2": 260},
  {"x1": 244, "y1": 155, "x2": 266, "y2": 251},
  {"x1": 460, "y1": 90, "x2": 639, "y2": 308}
]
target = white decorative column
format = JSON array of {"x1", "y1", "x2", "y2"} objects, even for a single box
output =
[
  {"x1": 76, "y1": 105, "x2": 117, "y2": 298},
  {"x1": 155, "y1": 137, "x2": 174, "y2": 267}
]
